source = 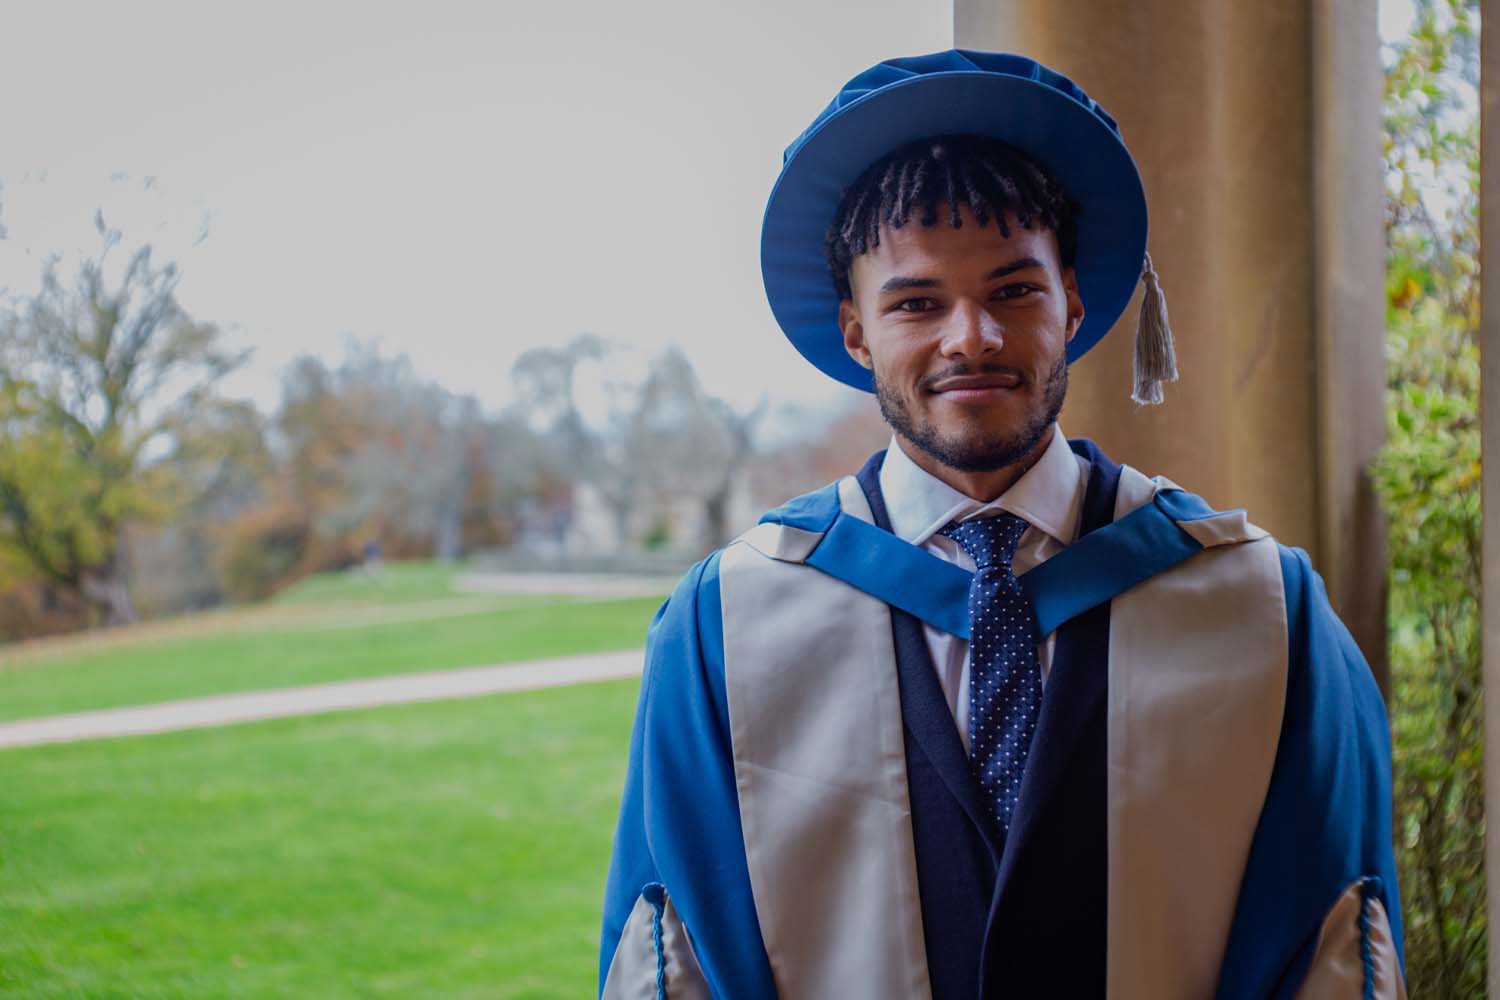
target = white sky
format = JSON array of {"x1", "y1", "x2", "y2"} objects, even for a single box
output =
[
  {"x1": 1379, "y1": 0, "x2": 1416, "y2": 45},
  {"x1": 0, "y1": 1, "x2": 1424, "y2": 424},
  {"x1": 0, "y1": 0, "x2": 950, "y2": 420}
]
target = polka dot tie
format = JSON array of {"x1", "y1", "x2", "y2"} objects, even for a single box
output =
[{"x1": 941, "y1": 513, "x2": 1042, "y2": 838}]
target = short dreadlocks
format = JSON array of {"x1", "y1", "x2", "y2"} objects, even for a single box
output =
[{"x1": 824, "y1": 134, "x2": 1080, "y2": 300}]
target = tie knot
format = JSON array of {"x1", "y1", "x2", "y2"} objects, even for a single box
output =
[{"x1": 941, "y1": 512, "x2": 1029, "y2": 570}]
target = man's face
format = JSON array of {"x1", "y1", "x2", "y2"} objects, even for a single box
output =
[{"x1": 838, "y1": 204, "x2": 1085, "y2": 473}]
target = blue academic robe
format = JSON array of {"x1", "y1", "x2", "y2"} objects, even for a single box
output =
[{"x1": 599, "y1": 440, "x2": 1403, "y2": 999}]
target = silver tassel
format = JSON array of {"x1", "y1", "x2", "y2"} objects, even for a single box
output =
[{"x1": 1131, "y1": 252, "x2": 1179, "y2": 405}]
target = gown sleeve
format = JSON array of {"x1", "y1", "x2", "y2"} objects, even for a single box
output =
[
  {"x1": 1215, "y1": 546, "x2": 1406, "y2": 999},
  {"x1": 598, "y1": 552, "x2": 777, "y2": 1000}
]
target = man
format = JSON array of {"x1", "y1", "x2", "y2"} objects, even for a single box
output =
[{"x1": 599, "y1": 50, "x2": 1404, "y2": 999}]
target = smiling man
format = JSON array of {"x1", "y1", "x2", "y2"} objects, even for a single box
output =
[
  {"x1": 599, "y1": 51, "x2": 1404, "y2": 999},
  {"x1": 835, "y1": 137, "x2": 1081, "y2": 496}
]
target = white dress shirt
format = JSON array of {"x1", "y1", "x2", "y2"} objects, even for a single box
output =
[{"x1": 876, "y1": 425, "x2": 1090, "y2": 754}]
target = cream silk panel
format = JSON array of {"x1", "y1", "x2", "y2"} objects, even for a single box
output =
[
  {"x1": 1106, "y1": 467, "x2": 1288, "y2": 999},
  {"x1": 719, "y1": 477, "x2": 933, "y2": 1000},
  {"x1": 1294, "y1": 880, "x2": 1407, "y2": 999},
  {"x1": 601, "y1": 889, "x2": 711, "y2": 1000}
]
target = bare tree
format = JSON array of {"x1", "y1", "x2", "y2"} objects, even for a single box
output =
[
  {"x1": 512, "y1": 334, "x2": 656, "y2": 549},
  {"x1": 632, "y1": 347, "x2": 764, "y2": 549},
  {"x1": 511, "y1": 339, "x2": 765, "y2": 552}
]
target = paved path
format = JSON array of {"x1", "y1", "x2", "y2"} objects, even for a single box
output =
[{"x1": 0, "y1": 648, "x2": 645, "y2": 750}]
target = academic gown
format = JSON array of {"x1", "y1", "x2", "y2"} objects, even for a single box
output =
[{"x1": 599, "y1": 439, "x2": 1405, "y2": 999}]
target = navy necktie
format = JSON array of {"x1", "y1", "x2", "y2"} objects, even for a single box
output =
[{"x1": 941, "y1": 513, "x2": 1043, "y2": 837}]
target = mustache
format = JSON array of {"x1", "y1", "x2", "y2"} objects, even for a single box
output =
[{"x1": 919, "y1": 364, "x2": 1029, "y2": 392}]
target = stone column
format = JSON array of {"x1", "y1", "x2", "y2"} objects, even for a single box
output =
[{"x1": 955, "y1": 0, "x2": 1387, "y2": 686}]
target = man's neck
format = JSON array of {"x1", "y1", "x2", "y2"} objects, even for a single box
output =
[{"x1": 893, "y1": 425, "x2": 1057, "y2": 503}]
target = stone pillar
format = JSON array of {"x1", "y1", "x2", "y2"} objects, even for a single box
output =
[{"x1": 955, "y1": 0, "x2": 1387, "y2": 686}]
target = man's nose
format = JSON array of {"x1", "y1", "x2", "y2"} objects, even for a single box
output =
[{"x1": 940, "y1": 299, "x2": 1004, "y2": 359}]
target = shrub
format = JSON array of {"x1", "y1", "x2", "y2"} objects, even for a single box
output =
[{"x1": 1377, "y1": 0, "x2": 1485, "y2": 992}]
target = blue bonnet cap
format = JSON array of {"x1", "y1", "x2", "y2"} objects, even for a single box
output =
[{"x1": 761, "y1": 49, "x2": 1171, "y2": 400}]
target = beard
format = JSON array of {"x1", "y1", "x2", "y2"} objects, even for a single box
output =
[{"x1": 875, "y1": 354, "x2": 1069, "y2": 473}]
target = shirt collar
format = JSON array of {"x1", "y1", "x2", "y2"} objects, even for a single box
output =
[{"x1": 877, "y1": 425, "x2": 1086, "y2": 547}]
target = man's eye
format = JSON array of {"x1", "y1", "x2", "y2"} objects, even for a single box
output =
[
  {"x1": 993, "y1": 283, "x2": 1039, "y2": 300},
  {"x1": 896, "y1": 297, "x2": 937, "y2": 313}
]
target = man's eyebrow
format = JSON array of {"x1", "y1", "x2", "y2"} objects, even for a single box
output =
[
  {"x1": 878, "y1": 257, "x2": 1048, "y2": 295},
  {"x1": 879, "y1": 275, "x2": 941, "y2": 294},
  {"x1": 986, "y1": 256, "x2": 1046, "y2": 280}
]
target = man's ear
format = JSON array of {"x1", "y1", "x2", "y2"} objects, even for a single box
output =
[
  {"x1": 1061, "y1": 266, "x2": 1085, "y2": 343},
  {"x1": 839, "y1": 298, "x2": 872, "y2": 370}
]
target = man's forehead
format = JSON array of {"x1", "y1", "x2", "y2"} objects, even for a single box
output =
[{"x1": 851, "y1": 209, "x2": 1062, "y2": 284}]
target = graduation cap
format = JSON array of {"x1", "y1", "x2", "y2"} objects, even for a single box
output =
[{"x1": 760, "y1": 48, "x2": 1177, "y2": 405}]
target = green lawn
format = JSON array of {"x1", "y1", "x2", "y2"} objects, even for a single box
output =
[
  {"x1": 0, "y1": 679, "x2": 639, "y2": 999},
  {"x1": 0, "y1": 595, "x2": 663, "y2": 723},
  {"x1": 271, "y1": 561, "x2": 468, "y2": 607}
]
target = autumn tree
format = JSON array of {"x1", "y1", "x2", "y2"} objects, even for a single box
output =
[
  {"x1": 218, "y1": 342, "x2": 522, "y2": 600},
  {"x1": 0, "y1": 213, "x2": 247, "y2": 625}
]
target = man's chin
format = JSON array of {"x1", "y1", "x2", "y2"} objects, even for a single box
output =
[
  {"x1": 875, "y1": 360, "x2": 1068, "y2": 475},
  {"x1": 904, "y1": 428, "x2": 1047, "y2": 474}
]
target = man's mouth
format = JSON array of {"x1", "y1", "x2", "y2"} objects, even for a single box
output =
[{"x1": 926, "y1": 371, "x2": 1025, "y2": 397}]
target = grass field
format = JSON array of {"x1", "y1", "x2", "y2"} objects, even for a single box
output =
[
  {"x1": 271, "y1": 561, "x2": 467, "y2": 606},
  {"x1": 0, "y1": 679, "x2": 638, "y2": 999},
  {"x1": 0, "y1": 563, "x2": 667, "y2": 722}
]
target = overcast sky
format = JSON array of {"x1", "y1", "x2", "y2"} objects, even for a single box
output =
[
  {"x1": 2, "y1": 1, "x2": 1422, "y2": 425},
  {"x1": 0, "y1": 0, "x2": 953, "y2": 422}
]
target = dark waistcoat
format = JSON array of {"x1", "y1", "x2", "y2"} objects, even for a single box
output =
[{"x1": 853, "y1": 438, "x2": 1120, "y2": 999}]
